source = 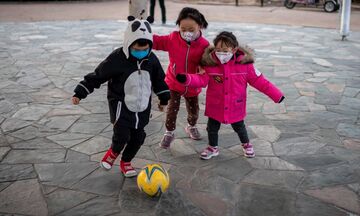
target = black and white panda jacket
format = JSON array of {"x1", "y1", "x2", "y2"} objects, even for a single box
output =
[{"x1": 74, "y1": 17, "x2": 170, "y2": 129}]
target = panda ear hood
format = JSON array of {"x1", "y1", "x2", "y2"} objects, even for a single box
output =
[{"x1": 123, "y1": 16, "x2": 153, "y2": 59}]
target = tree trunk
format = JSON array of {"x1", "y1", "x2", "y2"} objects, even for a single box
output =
[{"x1": 129, "y1": 0, "x2": 149, "y2": 19}]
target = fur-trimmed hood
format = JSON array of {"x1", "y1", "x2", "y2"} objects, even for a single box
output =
[{"x1": 200, "y1": 45, "x2": 255, "y2": 66}]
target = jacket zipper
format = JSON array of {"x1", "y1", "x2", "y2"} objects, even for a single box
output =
[
  {"x1": 183, "y1": 43, "x2": 191, "y2": 96},
  {"x1": 135, "y1": 59, "x2": 147, "y2": 129}
]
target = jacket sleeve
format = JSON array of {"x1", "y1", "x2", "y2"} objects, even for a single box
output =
[
  {"x1": 153, "y1": 34, "x2": 170, "y2": 52},
  {"x1": 73, "y1": 52, "x2": 117, "y2": 99},
  {"x1": 151, "y1": 54, "x2": 170, "y2": 105},
  {"x1": 246, "y1": 64, "x2": 284, "y2": 103},
  {"x1": 184, "y1": 73, "x2": 210, "y2": 89}
]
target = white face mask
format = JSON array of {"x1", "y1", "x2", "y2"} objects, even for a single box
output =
[
  {"x1": 180, "y1": 31, "x2": 200, "y2": 42},
  {"x1": 215, "y1": 51, "x2": 233, "y2": 64}
]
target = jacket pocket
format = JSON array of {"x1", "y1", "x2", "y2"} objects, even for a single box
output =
[{"x1": 114, "y1": 101, "x2": 122, "y2": 125}]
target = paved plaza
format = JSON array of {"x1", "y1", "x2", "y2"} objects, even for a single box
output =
[{"x1": 0, "y1": 20, "x2": 359, "y2": 215}]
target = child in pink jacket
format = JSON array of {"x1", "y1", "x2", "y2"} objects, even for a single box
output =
[
  {"x1": 176, "y1": 31, "x2": 285, "y2": 159},
  {"x1": 153, "y1": 7, "x2": 210, "y2": 149}
]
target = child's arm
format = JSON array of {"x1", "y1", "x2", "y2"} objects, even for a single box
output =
[
  {"x1": 246, "y1": 64, "x2": 284, "y2": 103},
  {"x1": 153, "y1": 34, "x2": 171, "y2": 51},
  {"x1": 73, "y1": 52, "x2": 117, "y2": 102},
  {"x1": 151, "y1": 54, "x2": 171, "y2": 109},
  {"x1": 176, "y1": 72, "x2": 209, "y2": 89}
]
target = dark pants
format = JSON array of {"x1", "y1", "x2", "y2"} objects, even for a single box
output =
[
  {"x1": 165, "y1": 90, "x2": 199, "y2": 131},
  {"x1": 111, "y1": 125, "x2": 146, "y2": 162},
  {"x1": 207, "y1": 118, "x2": 249, "y2": 147},
  {"x1": 150, "y1": 0, "x2": 166, "y2": 23}
]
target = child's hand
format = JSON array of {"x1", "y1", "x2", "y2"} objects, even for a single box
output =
[
  {"x1": 72, "y1": 97, "x2": 80, "y2": 105},
  {"x1": 176, "y1": 74, "x2": 187, "y2": 83},
  {"x1": 158, "y1": 103, "x2": 167, "y2": 112},
  {"x1": 198, "y1": 66, "x2": 205, "y2": 74}
]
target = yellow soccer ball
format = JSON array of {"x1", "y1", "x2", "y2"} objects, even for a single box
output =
[{"x1": 137, "y1": 164, "x2": 170, "y2": 197}]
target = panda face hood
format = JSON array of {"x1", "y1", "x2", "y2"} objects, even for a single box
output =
[{"x1": 123, "y1": 16, "x2": 154, "y2": 59}]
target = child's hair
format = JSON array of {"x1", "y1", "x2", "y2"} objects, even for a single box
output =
[
  {"x1": 132, "y1": 39, "x2": 151, "y2": 47},
  {"x1": 176, "y1": 7, "x2": 208, "y2": 29},
  {"x1": 213, "y1": 31, "x2": 239, "y2": 48}
]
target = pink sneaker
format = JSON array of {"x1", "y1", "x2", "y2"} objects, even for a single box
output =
[
  {"x1": 242, "y1": 143, "x2": 255, "y2": 158},
  {"x1": 185, "y1": 125, "x2": 201, "y2": 140},
  {"x1": 200, "y1": 146, "x2": 219, "y2": 160},
  {"x1": 100, "y1": 148, "x2": 119, "y2": 170},
  {"x1": 159, "y1": 131, "x2": 175, "y2": 149},
  {"x1": 120, "y1": 160, "x2": 137, "y2": 177}
]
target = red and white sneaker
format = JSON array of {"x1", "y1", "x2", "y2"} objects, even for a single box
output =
[
  {"x1": 100, "y1": 148, "x2": 119, "y2": 170},
  {"x1": 120, "y1": 160, "x2": 137, "y2": 177},
  {"x1": 242, "y1": 143, "x2": 255, "y2": 158},
  {"x1": 200, "y1": 146, "x2": 219, "y2": 160}
]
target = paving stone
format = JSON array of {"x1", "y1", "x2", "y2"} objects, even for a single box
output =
[
  {"x1": 0, "y1": 118, "x2": 32, "y2": 133},
  {"x1": 0, "y1": 182, "x2": 11, "y2": 192},
  {"x1": 247, "y1": 157, "x2": 304, "y2": 171},
  {"x1": 155, "y1": 189, "x2": 205, "y2": 216},
  {"x1": 0, "y1": 179, "x2": 48, "y2": 216},
  {"x1": 300, "y1": 164, "x2": 360, "y2": 189},
  {"x1": 248, "y1": 125, "x2": 281, "y2": 142},
  {"x1": 312, "y1": 58, "x2": 333, "y2": 67},
  {"x1": 71, "y1": 135, "x2": 111, "y2": 155},
  {"x1": 0, "y1": 164, "x2": 37, "y2": 182},
  {"x1": 35, "y1": 162, "x2": 98, "y2": 188},
  {"x1": 47, "y1": 132, "x2": 93, "y2": 148},
  {"x1": 118, "y1": 187, "x2": 160, "y2": 214},
  {"x1": 336, "y1": 123, "x2": 360, "y2": 139},
  {"x1": 46, "y1": 104, "x2": 91, "y2": 116},
  {"x1": 309, "y1": 111, "x2": 354, "y2": 129},
  {"x1": 0, "y1": 100, "x2": 16, "y2": 114},
  {"x1": 281, "y1": 154, "x2": 344, "y2": 171},
  {"x1": 295, "y1": 194, "x2": 348, "y2": 216},
  {"x1": 235, "y1": 184, "x2": 297, "y2": 216},
  {"x1": 0, "y1": 147, "x2": 11, "y2": 161},
  {"x1": 3, "y1": 148, "x2": 66, "y2": 163},
  {"x1": 244, "y1": 169, "x2": 304, "y2": 190},
  {"x1": 305, "y1": 186, "x2": 360, "y2": 214},
  {"x1": 57, "y1": 196, "x2": 120, "y2": 216},
  {"x1": 38, "y1": 115, "x2": 80, "y2": 131},
  {"x1": 273, "y1": 137, "x2": 326, "y2": 156},
  {"x1": 340, "y1": 97, "x2": 360, "y2": 110},
  {"x1": 170, "y1": 139, "x2": 196, "y2": 158},
  {"x1": 343, "y1": 139, "x2": 360, "y2": 151},
  {"x1": 343, "y1": 87, "x2": 360, "y2": 97},
  {"x1": 183, "y1": 190, "x2": 233, "y2": 216},
  {"x1": 12, "y1": 105, "x2": 51, "y2": 121},
  {"x1": 46, "y1": 188, "x2": 96, "y2": 216},
  {"x1": 68, "y1": 122, "x2": 109, "y2": 134},
  {"x1": 11, "y1": 137, "x2": 63, "y2": 149},
  {"x1": 65, "y1": 149, "x2": 90, "y2": 162},
  {"x1": 262, "y1": 101, "x2": 286, "y2": 114}
]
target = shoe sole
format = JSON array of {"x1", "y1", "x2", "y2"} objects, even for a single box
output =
[
  {"x1": 100, "y1": 161, "x2": 112, "y2": 171},
  {"x1": 123, "y1": 171, "x2": 137, "y2": 178},
  {"x1": 243, "y1": 152, "x2": 255, "y2": 158},
  {"x1": 200, "y1": 152, "x2": 219, "y2": 160}
]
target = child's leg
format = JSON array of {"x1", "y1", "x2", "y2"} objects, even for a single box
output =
[
  {"x1": 200, "y1": 118, "x2": 220, "y2": 160},
  {"x1": 231, "y1": 120, "x2": 249, "y2": 144},
  {"x1": 160, "y1": 90, "x2": 181, "y2": 149},
  {"x1": 231, "y1": 121, "x2": 254, "y2": 158},
  {"x1": 121, "y1": 128, "x2": 146, "y2": 162},
  {"x1": 165, "y1": 90, "x2": 181, "y2": 132},
  {"x1": 120, "y1": 128, "x2": 146, "y2": 177},
  {"x1": 184, "y1": 96, "x2": 199, "y2": 127},
  {"x1": 184, "y1": 95, "x2": 201, "y2": 140},
  {"x1": 207, "y1": 118, "x2": 221, "y2": 147},
  {"x1": 101, "y1": 126, "x2": 130, "y2": 170}
]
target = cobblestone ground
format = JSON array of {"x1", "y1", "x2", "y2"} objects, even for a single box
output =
[{"x1": 0, "y1": 21, "x2": 359, "y2": 216}]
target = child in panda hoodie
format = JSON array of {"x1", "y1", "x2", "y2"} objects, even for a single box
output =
[{"x1": 72, "y1": 16, "x2": 170, "y2": 177}]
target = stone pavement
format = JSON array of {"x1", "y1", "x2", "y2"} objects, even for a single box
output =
[{"x1": 0, "y1": 20, "x2": 359, "y2": 216}]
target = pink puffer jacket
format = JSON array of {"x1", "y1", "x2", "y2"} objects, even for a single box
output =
[
  {"x1": 153, "y1": 31, "x2": 209, "y2": 97},
  {"x1": 184, "y1": 46, "x2": 284, "y2": 124}
]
